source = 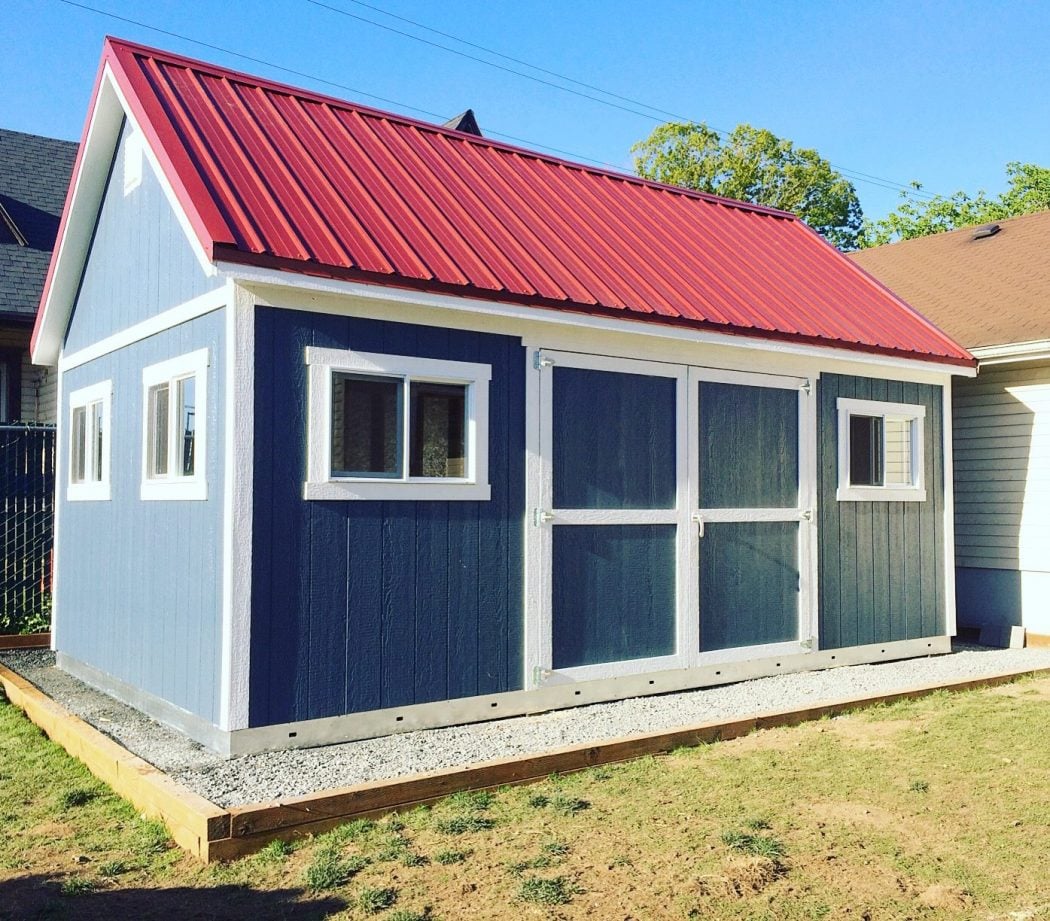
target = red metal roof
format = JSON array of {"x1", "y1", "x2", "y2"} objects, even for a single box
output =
[{"x1": 68, "y1": 38, "x2": 976, "y2": 365}]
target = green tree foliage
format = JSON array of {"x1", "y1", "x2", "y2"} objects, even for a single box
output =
[
  {"x1": 858, "y1": 162, "x2": 1050, "y2": 248},
  {"x1": 631, "y1": 122, "x2": 863, "y2": 251}
]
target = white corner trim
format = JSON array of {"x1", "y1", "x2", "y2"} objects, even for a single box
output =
[
  {"x1": 835, "y1": 397, "x2": 927, "y2": 503},
  {"x1": 941, "y1": 380, "x2": 957, "y2": 636},
  {"x1": 59, "y1": 288, "x2": 227, "y2": 372},
  {"x1": 51, "y1": 367, "x2": 65, "y2": 652},
  {"x1": 304, "y1": 347, "x2": 492, "y2": 502},
  {"x1": 66, "y1": 379, "x2": 112, "y2": 502},
  {"x1": 224, "y1": 262, "x2": 979, "y2": 379},
  {"x1": 139, "y1": 347, "x2": 209, "y2": 501},
  {"x1": 220, "y1": 281, "x2": 254, "y2": 731},
  {"x1": 971, "y1": 340, "x2": 1050, "y2": 365}
]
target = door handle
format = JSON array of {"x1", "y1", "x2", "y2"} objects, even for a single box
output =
[
  {"x1": 533, "y1": 508, "x2": 555, "y2": 526},
  {"x1": 691, "y1": 511, "x2": 705, "y2": 538}
]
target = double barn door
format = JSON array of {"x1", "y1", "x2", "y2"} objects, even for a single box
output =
[{"x1": 526, "y1": 350, "x2": 815, "y2": 686}]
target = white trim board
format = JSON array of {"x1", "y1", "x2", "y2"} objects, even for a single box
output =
[
  {"x1": 225, "y1": 264, "x2": 977, "y2": 382},
  {"x1": 972, "y1": 340, "x2": 1050, "y2": 365}
]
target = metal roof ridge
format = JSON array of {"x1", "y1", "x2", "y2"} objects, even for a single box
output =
[{"x1": 101, "y1": 36, "x2": 800, "y2": 224}]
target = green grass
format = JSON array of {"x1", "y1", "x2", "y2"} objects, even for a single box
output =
[{"x1": 4, "y1": 678, "x2": 1050, "y2": 919}]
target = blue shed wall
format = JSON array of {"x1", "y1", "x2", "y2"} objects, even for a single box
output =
[
  {"x1": 56, "y1": 309, "x2": 225, "y2": 724},
  {"x1": 249, "y1": 307, "x2": 526, "y2": 727},
  {"x1": 64, "y1": 118, "x2": 222, "y2": 354},
  {"x1": 817, "y1": 373, "x2": 946, "y2": 648}
]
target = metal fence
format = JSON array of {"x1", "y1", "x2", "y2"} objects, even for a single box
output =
[{"x1": 1, "y1": 425, "x2": 55, "y2": 634}]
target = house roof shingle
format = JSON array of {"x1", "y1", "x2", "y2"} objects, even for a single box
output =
[
  {"x1": 849, "y1": 210, "x2": 1050, "y2": 350},
  {"x1": 0, "y1": 128, "x2": 78, "y2": 320}
]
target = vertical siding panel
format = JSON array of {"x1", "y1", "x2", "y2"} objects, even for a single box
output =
[
  {"x1": 922, "y1": 384, "x2": 942, "y2": 636},
  {"x1": 504, "y1": 338, "x2": 526, "y2": 690},
  {"x1": 885, "y1": 380, "x2": 905, "y2": 642},
  {"x1": 346, "y1": 510, "x2": 384, "y2": 713},
  {"x1": 837, "y1": 376, "x2": 859, "y2": 648},
  {"x1": 853, "y1": 377, "x2": 875, "y2": 646},
  {"x1": 869, "y1": 378, "x2": 890, "y2": 643},
  {"x1": 817, "y1": 376, "x2": 840, "y2": 650}
]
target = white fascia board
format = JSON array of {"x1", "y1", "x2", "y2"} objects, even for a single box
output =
[
  {"x1": 220, "y1": 262, "x2": 977, "y2": 381},
  {"x1": 34, "y1": 65, "x2": 216, "y2": 368},
  {"x1": 972, "y1": 340, "x2": 1050, "y2": 365}
]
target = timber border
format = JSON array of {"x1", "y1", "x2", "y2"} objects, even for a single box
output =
[
  {"x1": 1, "y1": 659, "x2": 1048, "y2": 862},
  {"x1": 0, "y1": 633, "x2": 52, "y2": 649}
]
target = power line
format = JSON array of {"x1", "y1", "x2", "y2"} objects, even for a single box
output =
[
  {"x1": 50, "y1": 0, "x2": 630, "y2": 171},
  {"x1": 307, "y1": 0, "x2": 940, "y2": 201}
]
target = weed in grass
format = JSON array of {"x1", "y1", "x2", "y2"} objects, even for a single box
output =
[
  {"x1": 720, "y1": 830, "x2": 786, "y2": 861},
  {"x1": 610, "y1": 854, "x2": 633, "y2": 868},
  {"x1": 256, "y1": 838, "x2": 295, "y2": 862},
  {"x1": 134, "y1": 819, "x2": 172, "y2": 854},
  {"x1": 376, "y1": 836, "x2": 411, "y2": 862},
  {"x1": 98, "y1": 859, "x2": 130, "y2": 877},
  {"x1": 58, "y1": 788, "x2": 97, "y2": 809},
  {"x1": 446, "y1": 790, "x2": 494, "y2": 812},
  {"x1": 435, "y1": 814, "x2": 495, "y2": 835},
  {"x1": 745, "y1": 816, "x2": 772, "y2": 831},
  {"x1": 518, "y1": 875, "x2": 578, "y2": 906},
  {"x1": 586, "y1": 766, "x2": 613, "y2": 781},
  {"x1": 305, "y1": 849, "x2": 368, "y2": 891},
  {"x1": 508, "y1": 855, "x2": 556, "y2": 876},
  {"x1": 549, "y1": 794, "x2": 589, "y2": 816},
  {"x1": 910, "y1": 779, "x2": 930, "y2": 794},
  {"x1": 358, "y1": 886, "x2": 398, "y2": 914},
  {"x1": 526, "y1": 793, "x2": 550, "y2": 809},
  {"x1": 327, "y1": 818, "x2": 375, "y2": 845},
  {"x1": 60, "y1": 876, "x2": 94, "y2": 895},
  {"x1": 388, "y1": 910, "x2": 432, "y2": 921},
  {"x1": 401, "y1": 851, "x2": 429, "y2": 868},
  {"x1": 433, "y1": 849, "x2": 469, "y2": 865},
  {"x1": 385, "y1": 815, "x2": 406, "y2": 832},
  {"x1": 541, "y1": 841, "x2": 570, "y2": 857}
]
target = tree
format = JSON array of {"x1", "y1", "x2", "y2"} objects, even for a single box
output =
[
  {"x1": 631, "y1": 122, "x2": 863, "y2": 251},
  {"x1": 858, "y1": 162, "x2": 1050, "y2": 248}
]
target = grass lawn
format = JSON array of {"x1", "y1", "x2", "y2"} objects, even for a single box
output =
[{"x1": 2, "y1": 677, "x2": 1049, "y2": 920}]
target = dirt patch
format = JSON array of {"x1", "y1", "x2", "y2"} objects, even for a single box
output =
[
  {"x1": 916, "y1": 883, "x2": 972, "y2": 910},
  {"x1": 987, "y1": 677, "x2": 1050, "y2": 701},
  {"x1": 698, "y1": 856, "x2": 782, "y2": 898},
  {"x1": 27, "y1": 820, "x2": 75, "y2": 839},
  {"x1": 821, "y1": 716, "x2": 918, "y2": 749}
]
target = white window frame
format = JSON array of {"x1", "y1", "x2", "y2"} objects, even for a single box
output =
[
  {"x1": 836, "y1": 397, "x2": 926, "y2": 502},
  {"x1": 67, "y1": 380, "x2": 112, "y2": 502},
  {"x1": 305, "y1": 346, "x2": 491, "y2": 501},
  {"x1": 140, "y1": 348, "x2": 209, "y2": 501}
]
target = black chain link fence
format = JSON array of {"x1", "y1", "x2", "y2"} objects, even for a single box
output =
[{"x1": 1, "y1": 425, "x2": 55, "y2": 634}]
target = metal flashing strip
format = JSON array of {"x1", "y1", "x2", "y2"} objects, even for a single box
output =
[{"x1": 228, "y1": 635, "x2": 952, "y2": 756}]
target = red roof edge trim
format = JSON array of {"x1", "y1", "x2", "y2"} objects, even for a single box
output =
[
  {"x1": 217, "y1": 246, "x2": 978, "y2": 368},
  {"x1": 31, "y1": 52, "x2": 109, "y2": 356},
  {"x1": 102, "y1": 37, "x2": 799, "y2": 224},
  {"x1": 103, "y1": 38, "x2": 232, "y2": 254}
]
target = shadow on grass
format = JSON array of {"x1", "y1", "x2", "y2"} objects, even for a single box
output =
[{"x1": 0, "y1": 873, "x2": 347, "y2": 920}]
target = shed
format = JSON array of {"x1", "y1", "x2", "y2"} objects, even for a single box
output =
[
  {"x1": 33, "y1": 38, "x2": 976, "y2": 755},
  {"x1": 851, "y1": 212, "x2": 1050, "y2": 644}
]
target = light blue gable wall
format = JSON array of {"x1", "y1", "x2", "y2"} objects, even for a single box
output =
[
  {"x1": 56, "y1": 310, "x2": 225, "y2": 724},
  {"x1": 63, "y1": 118, "x2": 222, "y2": 354}
]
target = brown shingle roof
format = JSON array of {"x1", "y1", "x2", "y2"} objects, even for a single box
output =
[{"x1": 849, "y1": 210, "x2": 1050, "y2": 349}]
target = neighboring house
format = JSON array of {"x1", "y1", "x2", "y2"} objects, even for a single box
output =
[
  {"x1": 852, "y1": 212, "x2": 1050, "y2": 645},
  {"x1": 0, "y1": 128, "x2": 77, "y2": 424},
  {"x1": 33, "y1": 39, "x2": 975, "y2": 756}
]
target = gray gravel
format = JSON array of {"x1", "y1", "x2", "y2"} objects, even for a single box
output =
[{"x1": 4, "y1": 644, "x2": 1050, "y2": 808}]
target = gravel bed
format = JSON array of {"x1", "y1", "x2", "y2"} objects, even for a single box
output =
[{"x1": 4, "y1": 644, "x2": 1050, "y2": 808}]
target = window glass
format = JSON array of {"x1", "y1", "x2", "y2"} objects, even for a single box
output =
[
  {"x1": 883, "y1": 417, "x2": 913, "y2": 485},
  {"x1": 147, "y1": 383, "x2": 169, "y2": 478},
  {"x1": 90, "y1": 402, "x2": 104, "y2": 483},
  {"x1": 332, "y1": 373, "x2": 402, "y2": 478},
  {"x1": 177, "y1": 376, "x2": 196, "y2": 476},
  {"x1": 71, "y1": 406, "x2": 87, "y2": 484},
  {"x1": 848, "y1": 415, "x2": 881, "y2": 486},
  {"x1": 410, "y1": 382, "x2": 467, "y2": 478}
]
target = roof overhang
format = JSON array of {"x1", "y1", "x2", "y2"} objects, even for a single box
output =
[{"x1": 970, "y1": 339, "x2": 1050, "y2": 366}]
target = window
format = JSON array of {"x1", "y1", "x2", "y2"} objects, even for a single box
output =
[
  {"x1": 68, "y1": 380, "x2": 111, "y2": 501},
  {"x1": 836, "y1": 397, "x2": 926, "y2": 502},
  {"x1": 305, "y1": 347, "x2": 490, "y2": 500},
  {"x1": 0, "y1": 349, "x2": 20, "y2": 423},
  {"x1": 141, "y1": 348, "x2": 208, "y2": 500}
]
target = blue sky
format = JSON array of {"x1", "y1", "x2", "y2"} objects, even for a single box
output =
[{"x1": 2, "y1": 0, "x2": 1047, "y2": 223}]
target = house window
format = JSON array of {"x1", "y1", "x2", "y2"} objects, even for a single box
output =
[
  {"x1": 141, "y1": 348, "x2": 208, "y2": 500},
  {"x1": 0, "y1": 350, "x2": 20, "y2": 423},
  {"x1": 305, "y1": 346, "x2": 490, "y2": 501},
  {"x1": 68, "y1": 380, "x2": 111, "y2": 501},
  {"x1": 836, "y1": 397, "x2": 926, "y2": 502}
]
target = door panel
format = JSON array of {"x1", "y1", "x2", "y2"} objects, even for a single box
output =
[
  {"x1": 552, "y1": 366, "x2": 677, "y2": 509},
  {"x1": 552, "y1": 524, "x2": 676, "y2": 669},
  {"x1": 699, "y1": 521, "x2": 800, "y2": 651}
]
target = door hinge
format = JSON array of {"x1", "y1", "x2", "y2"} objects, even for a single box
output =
[
  {"x1": 800, "y1": 380, "x2": 812, "y2": 395},
  {"x1": 532, "y1": 665, "x2": 552, "y2": 685},
  {"x1": 533, "y1": 349, "x2": 555, "y2": 370},
  {"x1": 533, "y1": 508, "x2": 555, "y2": 526},
  {"x1": 800, "y1": 637, "x2": 814, "y2": 651}
]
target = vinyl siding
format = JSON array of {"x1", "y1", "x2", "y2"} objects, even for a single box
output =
[
  {"x1": 953, "y1": 361, "x2": 1050, "y2": 572},
  {"x1": 249, "y1": 306, "x2": 526, "y2": 727},
  {"x1": 818, "y1": 373, "x2": 946, "y2": 648},
  {"x1": 63, "y1": 119, "x2": 222, "y2": 354}
]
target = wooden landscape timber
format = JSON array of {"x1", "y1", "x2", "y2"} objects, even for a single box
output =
[
  {"x1": 2, "y1": 658, "x2": 1049, "y2": 862},
  {"x1": 0, "y1": 633, "x2": 51, "y2": 649}
]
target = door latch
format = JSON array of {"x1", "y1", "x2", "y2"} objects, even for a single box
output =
[
  {"x1": 691, "y1": 511, "x2": 705, "y2": 538},
  {"x1": 532, "y1": 350, "x2": 555, "y2": 370},
  {"x1": 533, "y1": 508, "x2": 555, "y2": 526}
]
